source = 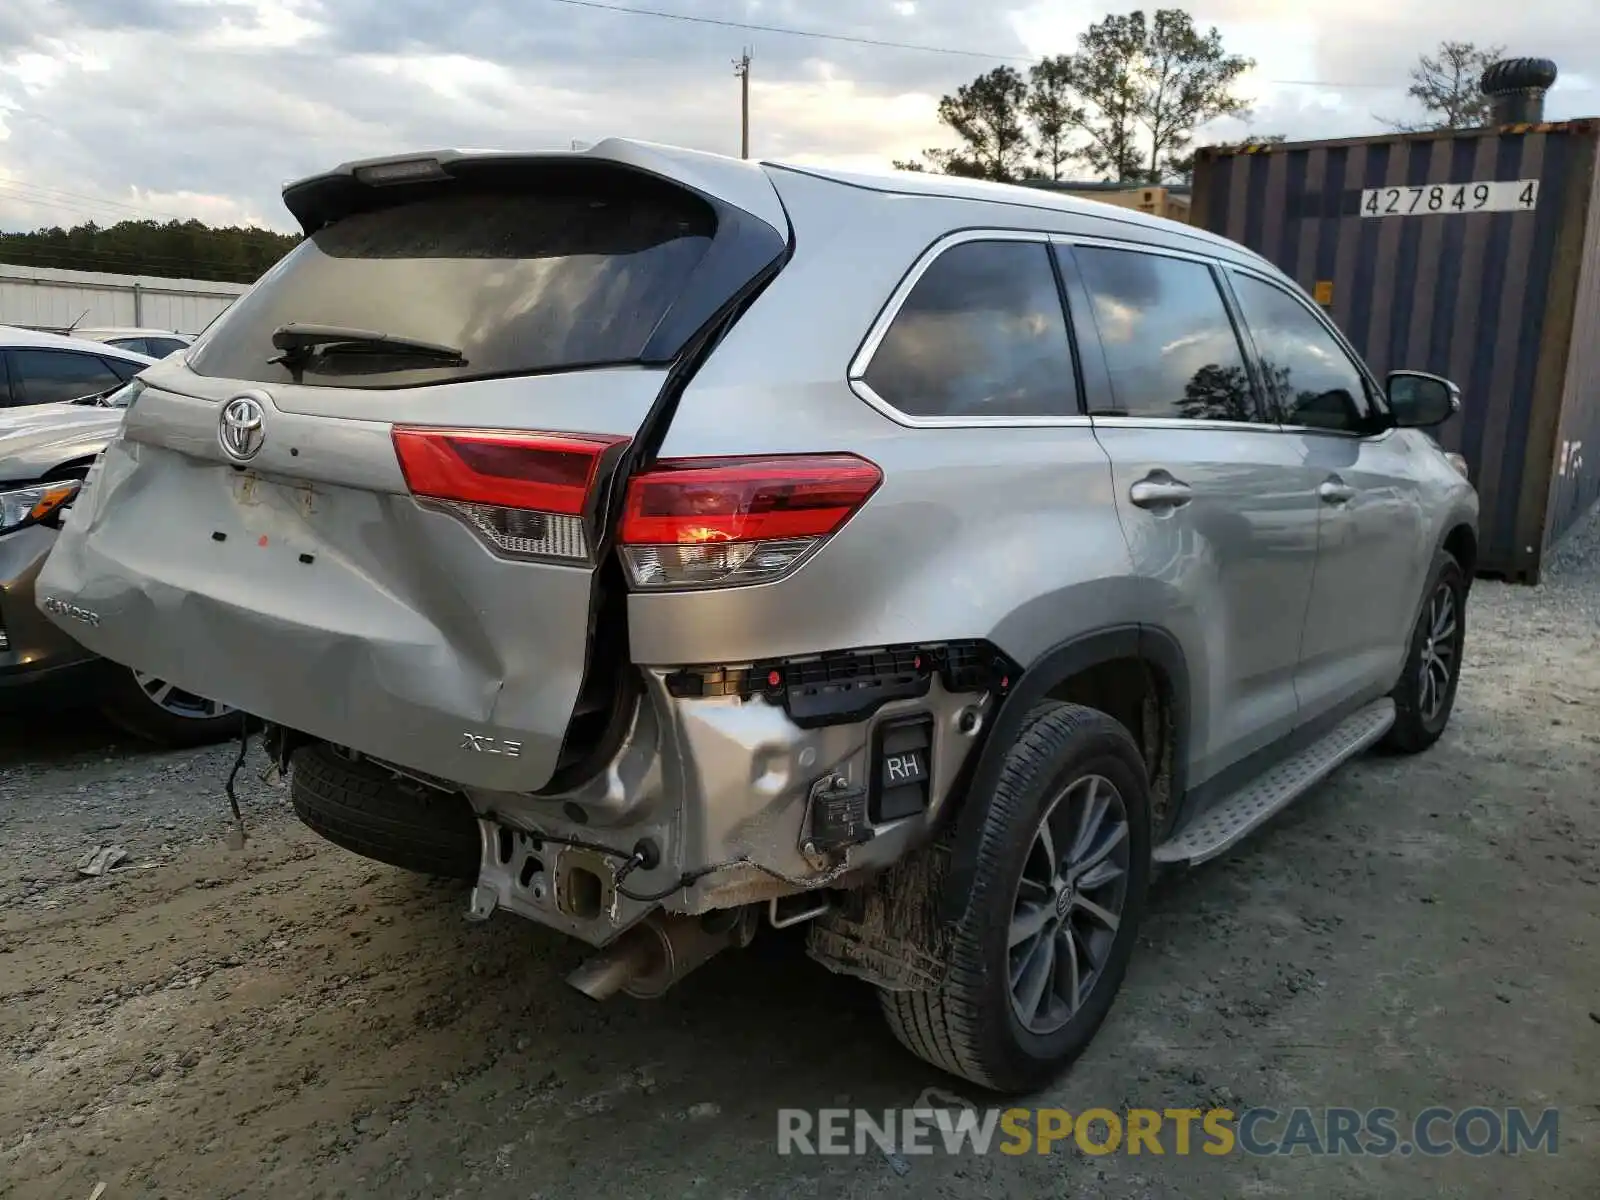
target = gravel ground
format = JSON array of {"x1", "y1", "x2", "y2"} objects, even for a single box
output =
[{"x1": 2, "y1": 518, "x2": 1598, "y2": 1199}]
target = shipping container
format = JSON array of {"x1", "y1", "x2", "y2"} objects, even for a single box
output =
[
  {"x1": 1021, "y1": 180, "x2": 1191, "y2": 222},
  {"x1": 1190, "y1": 119, "x2": 1600, "y2": 582}
]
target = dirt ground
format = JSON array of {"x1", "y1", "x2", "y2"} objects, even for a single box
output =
[{"x1": 3, "y1": 535, "x2": 1599, "y2": 1198}]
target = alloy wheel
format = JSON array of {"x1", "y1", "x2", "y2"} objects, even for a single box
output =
[
  {"x1": 1417, "y1": 582, "x2": 1459, "y2": 723},
  {"x1": 131, "y1": 669, "x2": 233, "y2": 721},
  {"x1": 1007, "y1": 773, "x2": 1132, "y2": 1035}
]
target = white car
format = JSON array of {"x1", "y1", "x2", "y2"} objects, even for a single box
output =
[
  {"x1": 66, "y1": 327, "x2": 195, "y2": 360},
  {"x1": 1, "y1": 326, "x2": 154, "y2": 408}
]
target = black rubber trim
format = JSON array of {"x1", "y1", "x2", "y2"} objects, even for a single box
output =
[{"x1": 938, "y1": 623, "x2": 1189, "y2": 925}]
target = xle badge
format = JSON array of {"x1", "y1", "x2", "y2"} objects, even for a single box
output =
[{"x1": 461, "y1": 733, "x2": 523, "y2": 758}]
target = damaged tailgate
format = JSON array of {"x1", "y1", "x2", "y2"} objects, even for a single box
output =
[{"x1": 36, "y1": 142, "x2": 790, "y2": 791}]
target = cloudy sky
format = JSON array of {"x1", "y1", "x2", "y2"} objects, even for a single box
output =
[{"x1": 0, "y1": 0, "x2": 1595, "y2": 233}]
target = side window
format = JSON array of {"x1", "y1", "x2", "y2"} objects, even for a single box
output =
[
  {"x1": 106, "y1": 337, "x2": 149, "y2": 354},
  {"x1": 861, "y1": 239, "x2": 1079, "y2": 419},
  {"x1": 9, "y1": 350, "x2": 126, "y2": 405},
  {"x1": 145, "y1": 338, "x2": 188, "y2": 357},
  {"x1": 102, "y1": 356, "x2": 143, "y2": 380},
  {"x1": 1073, "y1": 245, "x2": 1258, "y2": 423},
  {"x1": 1229, "y1": 273, "x2": 1373, "y2": 433}
]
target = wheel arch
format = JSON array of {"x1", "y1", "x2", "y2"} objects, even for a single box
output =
[
  {"x1": 1441, "y1": 521, "x2": 1477, "y2": 578},
  {"x1": 939, "y1": 623, "x2": 1190, "y2": 925}
]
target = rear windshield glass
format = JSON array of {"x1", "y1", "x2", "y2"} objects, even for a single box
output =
[{"x1": 188, "y1": 181, "x2": 716, "y2": 388}]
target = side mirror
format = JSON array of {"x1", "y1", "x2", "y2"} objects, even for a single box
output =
[{"x1": 1386, "y1": 371, "x2": 1460, "y2": 428}]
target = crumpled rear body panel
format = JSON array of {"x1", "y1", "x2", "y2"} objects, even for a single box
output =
[{"x1": 38, "y1": 426, "x2": 598, "y2": 792}]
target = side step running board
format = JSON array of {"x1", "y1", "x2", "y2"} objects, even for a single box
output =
[{"x1": 1154, "y1": 699, "x2": 1396, "y2": 867}]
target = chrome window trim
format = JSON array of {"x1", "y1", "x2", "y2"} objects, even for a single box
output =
[
  {"x1": 847, "y1": 228, "x2": 1090, "y2": 430},
  {"x1": 1088, "y1": 415, "x2": 1284, "y2": 434},
  {"x1": 1049, "y1": 232, "x2": 1224, "y2": 267},
  {"x1": 851, "y1": 380, "x2": 1093, "y2": 429}
]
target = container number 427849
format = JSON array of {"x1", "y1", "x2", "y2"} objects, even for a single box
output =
[{"x1": 1361, "y1": 179, "x2": 1539, "y2": 217}]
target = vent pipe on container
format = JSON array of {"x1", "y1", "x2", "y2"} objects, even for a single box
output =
[{"x1": 1480, "y1": 58, "x2": 1558, "y2": 125}]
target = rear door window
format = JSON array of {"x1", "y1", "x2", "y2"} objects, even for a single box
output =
[
  {"x1": 1071, "y1": 245, "x2": 1261, "y2": 423},
  {"x1": 143, "y1": 337, "x2": 189, "y2": 357},
  {"x1": 859, "y1": 238, "x2": 1079, "y2": 420},
  {"x1": 188, "y1": 181, "x2": 720, "y2": 389},
  {"x1": 8, "y1": 349, "x2": 128, "y2": 405}
]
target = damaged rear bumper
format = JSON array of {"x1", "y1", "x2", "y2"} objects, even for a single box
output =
[{"x1": 454, "y1": 649, "x2": 1007, "y2": 948}]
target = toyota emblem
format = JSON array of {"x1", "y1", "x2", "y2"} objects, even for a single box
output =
[{"x1": 219, "y1": 395, "x2": 267, "y2": 462}]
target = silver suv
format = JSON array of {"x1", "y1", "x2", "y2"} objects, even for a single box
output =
[{"x1": 38, "y1": 140, "x2": 1477, "y2": 1092}]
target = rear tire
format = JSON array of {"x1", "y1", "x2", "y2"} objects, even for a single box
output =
[
  {"x1": 97, "y1": 668, "x2": 245, "y2": 748},
  {"x1": 878, "y1": 702, "x2": 1151, "y2": 1094},
  {"x1": 1382, "y1": 550, "x2": 1467, "y2": 755},
  {"x1": 290, "y1": 742, "x2": 481, "y2": 880}
]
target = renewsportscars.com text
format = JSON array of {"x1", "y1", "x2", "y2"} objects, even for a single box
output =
[{"x1": 777, "y1": 1105, "x2": 1560, "y2": 1158}]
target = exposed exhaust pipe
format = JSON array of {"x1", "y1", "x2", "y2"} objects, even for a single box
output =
[
  {"x1": 566, "y1": 907, "x2": 759, "y2": 1001},
  {"x1": 1480, "y1": 57, "x2": 1558, "y2": 126}
]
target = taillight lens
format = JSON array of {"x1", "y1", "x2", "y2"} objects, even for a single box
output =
[
  {"x1": 618, "y1": 454, "x2": 882, "y2": 589},
  {"x1": 392, "y1": 427, "x2": 629, "y2": 563}
]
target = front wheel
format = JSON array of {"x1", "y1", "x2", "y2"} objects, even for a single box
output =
[
  {"x1": 1382, "y1": 550, "x2": 1467, "y2": 755},
  {"x1": 878, "y1": 702, "x2": 1151, "y2": 1094}
]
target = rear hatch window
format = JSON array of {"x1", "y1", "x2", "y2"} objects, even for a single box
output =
[{"x1": 188, "y1": 173, "x2": 719, "y2": 390}]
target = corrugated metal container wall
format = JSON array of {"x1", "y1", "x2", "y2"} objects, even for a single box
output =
[
  {"x1": 1191, "y1": 123, "x2": 1600, "y2": 581},
  {"x1": 1547, "y1": 142, "x2": 1600, "y2": 550}
]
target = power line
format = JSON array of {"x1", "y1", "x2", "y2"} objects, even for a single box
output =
[
  {"x1": 542, "y1": 0, "x2": 1401, "y2": 89},
  {"x1": 0, "y1": 191, "x2": 162, "y2": 234},
  {"x1": 0, "y1": 181, "x2": 188, "y2": 223},
  {"x1": 545, "y1": 0, "x2": 1024, "y2": 62}
]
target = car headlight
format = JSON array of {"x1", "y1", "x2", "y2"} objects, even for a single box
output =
[
  {"x1": 0, "y1": 480, "x2": 81, "y2": 535},
  {"x1": 1444, "y1": 452, "x2": 1470, "y2": 481}
]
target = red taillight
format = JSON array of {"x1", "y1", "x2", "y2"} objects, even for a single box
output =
[
  {"x1": 393, "y1": 428, "x2": 627, "y2": 515},
  {"x1": 392, "y1": 427, "x2": 629, "y2": 563},
  {"x1": 618, "y1": 453, "x2": 881, "y2": 589}
]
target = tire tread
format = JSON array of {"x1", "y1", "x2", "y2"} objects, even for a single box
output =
[
  {"x1": 290, "y1": 743, "x2": 480, "y2": 879},
  {"x1": 879, "y1": 701, "x2": 1149, "y2": 1092}
]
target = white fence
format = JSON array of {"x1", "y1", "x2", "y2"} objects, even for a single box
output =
[{"x1": 0, "y1": 263, "x2": 250, "y2": 335}]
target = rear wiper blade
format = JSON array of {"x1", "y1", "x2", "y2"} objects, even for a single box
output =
[{"x1": 268, "y1": 323, "x2": 466, "y2": 366}]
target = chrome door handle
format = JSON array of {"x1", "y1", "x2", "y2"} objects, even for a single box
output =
[
  {"x1": 1318, "y1": 480, "x2": 1356, "y2": 505},
  {"x1": 1129, "y1": 478, "x2": 1194, "y2": 509}
]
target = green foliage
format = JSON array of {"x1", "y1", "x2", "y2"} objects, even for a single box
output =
[
  {"x1": 1381, "y1": 41, "x2": 1506, "y2": 131},
  {"x1": 904, "y1": 8, "x2": 1255, "y2": 185},
  {"x1": 1135, "y1": 9, "x2": 1254, "y2": 181},
  {"x1": 1026, "y1": 56, "x2": 1086, "y2": 181},
  {"x1": 907, "y1": 66, "x2": 1032, "y2": 182},
  {"x1": 0, "y1": 218, "x2": 299, "y2": 283}
]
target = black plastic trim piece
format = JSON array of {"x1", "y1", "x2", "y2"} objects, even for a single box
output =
[
  {"x1": 663, "y1": 640, "x2": 1017, "y2": 730},
  {"x1": 870, "y1": 714, "x2": 935, "y2": 824}
]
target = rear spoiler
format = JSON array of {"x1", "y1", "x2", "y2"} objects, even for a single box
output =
[{"x1": 280, "y1": 138, "x2": 790, "y2": 242}]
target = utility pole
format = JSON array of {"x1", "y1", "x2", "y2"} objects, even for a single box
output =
[{"x1": 733, "y1": 49, "x2": 751, "y2": 159}]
